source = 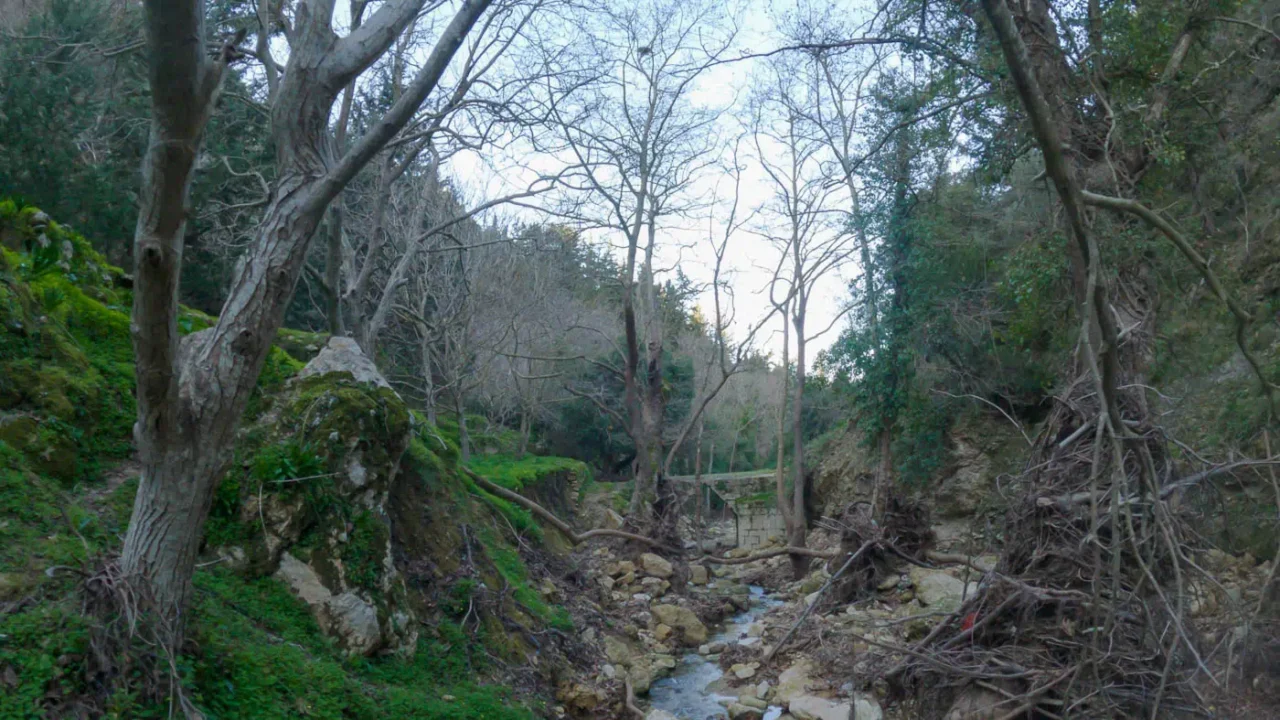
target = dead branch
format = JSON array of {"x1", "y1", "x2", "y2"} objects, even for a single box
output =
[
  {"x1": 764, "y1": 541, "x2": 875, "y2": 662},
  {"x1": 1081, "y1": 189, "x2": 1279, "y2": 418}
]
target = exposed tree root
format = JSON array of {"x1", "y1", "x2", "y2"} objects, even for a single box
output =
[
  {"x1": 465, "y1": 467, "x2": 835, "y2": 564},
  {"x1": 624, "y1": 676, "x2": 645, "y2": 719}
]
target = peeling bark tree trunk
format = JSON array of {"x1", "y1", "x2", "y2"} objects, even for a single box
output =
[{"x1": 122, "y1": 0, "x2": 494, "y2": 644}]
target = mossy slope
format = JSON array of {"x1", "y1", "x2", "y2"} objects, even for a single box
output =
[{"x1": 0, "y1": 202, "x2": 569, "y2": 719}]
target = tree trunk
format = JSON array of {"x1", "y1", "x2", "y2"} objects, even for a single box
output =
[
  {"x1": 517, "y1": 409, "x2": 531, "y2": 458},
  {"x1": 775, "y1": 300, "x2": 791, "y2": 531},
  {"x1": 789, "y1": 297, "x2": 808, "y2": 580},
  {"x1": 728, "y1": 425, "x2": 740, "y2": 473},
  {"x1": 693, "y1": 420, "x2": 704, "y2": 550},
  {"x1": 123, "y1": 0, "x2": 233, "y2": 633},
  {"x1": 873, "y1": 429, "x2": 892, "y2": 514},
  {"x1": 324, "y1": 207, "x2": 346, "y2": 335},
  {"x1": 456, "y1": 391, "x2": 471, "y2": 463}
]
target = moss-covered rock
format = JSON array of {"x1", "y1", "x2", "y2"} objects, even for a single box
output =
[
  {"x1": 210, "y1": 338, "x2": 417, "y2": 656},
  {"x1": 0, "y1": 205, "x2": 134, "y2": 481}
]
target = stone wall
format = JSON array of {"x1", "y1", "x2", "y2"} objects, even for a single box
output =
[{"x1": 737, "y1": 506, "x2": 787, "y2": 550}]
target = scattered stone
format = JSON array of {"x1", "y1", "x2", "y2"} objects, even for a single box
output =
[
  {"x1": 909, "y1": 567, "x2": 966, "y2": 611},
  {"x1": 789, "y1": 695, "x2": 851, "y2": 720},
  {"x1": 731, "y1": 662, "x2": 759, "y2": 680},
  {"x1": 853, "y1": 694, "x2": 883, "y2": 720},
  {"x1": 943, "y1": 685, "x2": 1007, "y2": 719},
  {"x1": 728, "y1": 703, "x2": 765, "y2": 719},
  {"x1": 775, "y1": 659, "x2": 816, "y2": 706},
  {"x1": 604, "y1": 635, "x2": 634, "y2": 665},
  {"x1": 600, "y1": 508, "x2": 625, "y2": 530},
  {"x1": 690, "y1": 564, "x2": 710, "y2": 585},
  {"x1": 641, "y1": 553, "x2": 674, "y2": 579},
  {"x1": 651, "y1": 654, "x2": 677, "y2": 671},
  {"x1": 641, "y1": 576, "x2": 670, "y2": 597},
  {"x1": 556, "y1": 682, "x2": 602, "y2": 712},
  {"x1": 799, "y1": 572, "x2": 827, "y2": 595},
  {"x1": 654, "y1": 623, "x2": 674, "y2": 642},
  {"x1": 651, "y1": 603, "x2": 709, "y2": 645},
  {"x1": 628, "y1": 665, "x2": 653, "y2": 695}
]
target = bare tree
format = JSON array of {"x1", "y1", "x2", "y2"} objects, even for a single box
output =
[
  {"x1": 539, "y1": 0, "x2": 734, "y2": 538},
  {"x1": 125, "y1": 0, "x2": 501, "y2": 643},
  {"x1": 754, "y1": 68, "x2": 856, "y2": 577}
]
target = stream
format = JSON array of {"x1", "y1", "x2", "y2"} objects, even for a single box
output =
[{"x1": 646, "y1": 586, "x2": 785, "y2": 720}]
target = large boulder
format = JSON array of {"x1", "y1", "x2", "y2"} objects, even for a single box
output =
[
  {"x1": 650, "y1": 603, "x2": 708, "y2": 645},
  {"x1": 296, "y1": 336, "x2": 393, "y2": 389},
  {"x1": 214, "y1": 339, "x2": 416, "y2": 656}
]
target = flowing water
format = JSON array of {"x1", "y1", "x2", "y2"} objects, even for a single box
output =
[{"x1": 647, "y1": 586, "x2": 785, "y2": 720}]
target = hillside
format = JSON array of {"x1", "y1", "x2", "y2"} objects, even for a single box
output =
[{"x1": 0, "y1": 203, "x2": 596, "y2": 718}]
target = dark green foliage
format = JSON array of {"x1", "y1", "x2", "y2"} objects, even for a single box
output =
[{"x1": 0, "y1": 0, "x2": 273, "y2": 312}]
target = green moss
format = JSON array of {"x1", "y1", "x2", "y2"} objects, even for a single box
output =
[
  {"x1": 476, "y1": 528, "x2": 571, "y2": 632},
  {"x1": 466, "y1": 453, "x2": 590, "y2": 491},
  {"x1": 274, "y1": 327, "x2": 329, "y2": 363},
  {"x1": 0, "y1": 601, "x2": 92, "y2": 717},
  {"x1": 343, "y1": 509, "x2": 389, "y2": 594},
  {"x1": 0, "y1": 446, "x2": 136, "y2": 580},
  {"x1": 461, "y1": 470, "x2": 543, "y2": 541}
]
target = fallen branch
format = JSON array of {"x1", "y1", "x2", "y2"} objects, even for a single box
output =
[
  {"x1": 467, "y1": 466, "x2": 835, "y2": 565},
  {"x1": 699, "y1": 546, "x2": 837, "y2": 565},
  {"x1": 764, "y1": 541, "x2": 875, "y2": 663},
  {"x1": 925, "y1": 551, "x2": 996, "y2": 573},
  {"x1": 464, "y1": 468, "x2": 681, "y2": 551}
]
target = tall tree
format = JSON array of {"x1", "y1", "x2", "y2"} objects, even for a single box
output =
[
  {"x1": 124, "y1": 0, "x2": 498, "y2": 645},
  {"x1": 754, "y1": 67, "x2": 855, "y2": 576},
  {"x1": 540, "y1": 0, "x2": 733, "y2": 538}
]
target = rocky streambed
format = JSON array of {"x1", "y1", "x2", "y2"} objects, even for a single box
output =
[{"x1": 646, "y1": 585, "x2": 784, "y2": 720}]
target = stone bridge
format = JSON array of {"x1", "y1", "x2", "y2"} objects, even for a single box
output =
[{"x1": 667, "y1": 470, "x2": 786, "y2": 551}]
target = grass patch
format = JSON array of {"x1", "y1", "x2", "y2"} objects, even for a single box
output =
[{"x1": 466, "y1": 453, "x2": 589, "y2": 491}]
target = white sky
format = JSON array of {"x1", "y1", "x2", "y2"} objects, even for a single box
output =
[{"x1": 437, "y1": 0, "x2": 878, "y2": 369}]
